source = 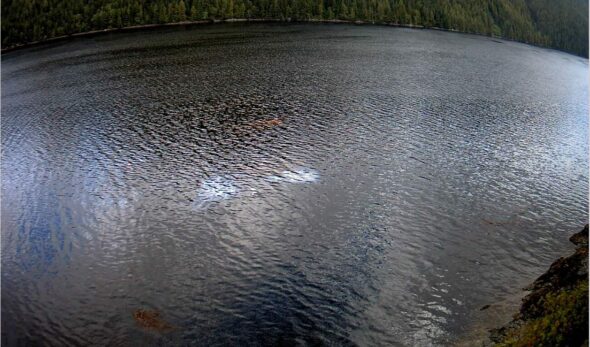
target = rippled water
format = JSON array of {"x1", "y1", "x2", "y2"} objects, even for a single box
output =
[{"x1": 1, "y1": 23, "x2": 588, "y2": 346}]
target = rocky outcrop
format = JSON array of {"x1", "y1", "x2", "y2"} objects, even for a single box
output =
[{"x1": 490, "y1": 225, "x2": 589, "y2": 346}]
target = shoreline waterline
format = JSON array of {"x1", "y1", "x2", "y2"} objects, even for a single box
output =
[{"x1": 1, "y1": 18, "x2": 530, "y2": 55}]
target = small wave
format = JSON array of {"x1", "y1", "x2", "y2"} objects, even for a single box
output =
[{"x1": 266, "y1": 167, "x2": 320, "y2": 183}]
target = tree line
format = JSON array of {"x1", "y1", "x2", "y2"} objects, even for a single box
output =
[{"x1": 2, "y1": 0, "x2": 588, "y2": 56}]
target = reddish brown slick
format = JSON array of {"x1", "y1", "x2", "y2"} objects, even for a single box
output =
[
  {"x1": 250, "y1": 118, "x2": 283, "y2": 130},
  {"x1": 133, "y1": 309, "x2": 175, "y2": 332}
]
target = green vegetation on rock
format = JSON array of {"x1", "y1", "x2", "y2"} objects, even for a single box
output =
[
  {"x1": 491, "y1": 225, "x2": 589, "y2": 347},
  {"x1": 1, "y1": 0, "x2": 588, "y2": 56},
  {"x1": 495, "y1": 280, "x2": 588, "y2": 347}
]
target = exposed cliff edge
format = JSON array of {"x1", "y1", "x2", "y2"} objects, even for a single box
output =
[{"x1": 490, "y1": 225, "x2": 589, "y2": 346}]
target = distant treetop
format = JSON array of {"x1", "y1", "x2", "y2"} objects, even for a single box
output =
[{"x1": 1, "y1": 0, "x2": 588, "y2": 57}]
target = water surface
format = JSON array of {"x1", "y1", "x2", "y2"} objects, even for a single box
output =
[{"x1": 2, "y1": 23, "x2": 588, "y2": 346}]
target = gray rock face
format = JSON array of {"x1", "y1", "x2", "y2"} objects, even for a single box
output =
[{"x1": 570, "y1": 224, "x2": 589, "y2": 247}]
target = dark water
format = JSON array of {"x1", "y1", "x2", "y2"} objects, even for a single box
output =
[{"x1": 1, "y1": 23, "x2": 588, "y2": 346}]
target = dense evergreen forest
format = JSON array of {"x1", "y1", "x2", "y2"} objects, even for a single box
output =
[{"x1": 2, "y1": 0, "x2": 588, "y2": 56}]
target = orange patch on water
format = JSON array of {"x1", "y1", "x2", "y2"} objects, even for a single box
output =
[
  {"x1": 250, "y1": 118, "x2": 283, "y2": 129},
  {"x1": 133, "y1": 309, "x2": 175, "y2": 332}
]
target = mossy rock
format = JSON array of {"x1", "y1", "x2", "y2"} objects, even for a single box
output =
[{"x1": 494, "y1": 280, "x2": 588, "y2": 347}]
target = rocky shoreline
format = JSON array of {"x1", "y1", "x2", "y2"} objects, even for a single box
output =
[{"x1": 489, "y1": 225, "x2": 589, "y2": 346}]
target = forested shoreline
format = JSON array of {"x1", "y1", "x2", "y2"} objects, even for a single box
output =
[{"x1": 2, "y1": 0, "x2": 588, "y2": 56}]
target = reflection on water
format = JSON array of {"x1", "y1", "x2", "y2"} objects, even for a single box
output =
[
  {"x1": 267, "y1": 167, "x2": 320, "y2": 183},
  {"x1": 194, "y1": 167, "x2": 318, "y2": 208},
  {"x1": 196, "y1": 175, "x2": 240, "y2": 203},
  {"x1": 1, "y1": 23, "x2": 588, "y2": 346}
]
